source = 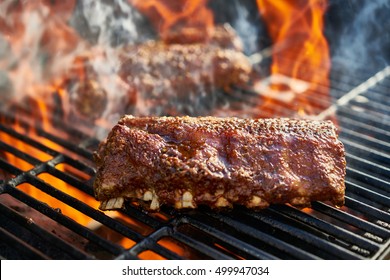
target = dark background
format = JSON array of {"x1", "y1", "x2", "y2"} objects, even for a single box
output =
[{"x1": 325, "y1": 0, "x2": 390, "y2": 74}]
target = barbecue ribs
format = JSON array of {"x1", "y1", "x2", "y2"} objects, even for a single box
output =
[
  {"x1": 60, "y1": 24, "x2": 253, "y2": 120},
  {"x1": 93, "y1": 116, "x2": 346, "y2": 211},
  {"x1": 118, "y1": 41, "x2": 252, "y2": 116}
]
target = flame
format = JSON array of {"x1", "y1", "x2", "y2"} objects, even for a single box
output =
[
  {"x1": 0, "y1": 0, "x2": 77, "y2": 45},
  {"x1": 0, "y1": 0, "x2": 84, "y2": 107},
  {"x1": 0, "y1": 100, "x2": 98, "y2": 225},
  {"x1": 128, "y1": 0, "x2": 214, "y2": 42},
  {"x1": 256, "y1": 0, "x2": 331, "y2": 116}
]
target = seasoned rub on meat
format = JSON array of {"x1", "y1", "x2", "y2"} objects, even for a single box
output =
[{"x1": 93, "y1": 115, "x2": 346, "y2": 211}]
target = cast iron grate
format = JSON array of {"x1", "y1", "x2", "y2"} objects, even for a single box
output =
[{"x1": 0, "y1": 65, "x2": 390, "y2": 260}]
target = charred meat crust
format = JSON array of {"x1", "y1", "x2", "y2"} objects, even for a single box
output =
[{"x1": 93, "y1": 116, "x2": 346, "y2": 211}]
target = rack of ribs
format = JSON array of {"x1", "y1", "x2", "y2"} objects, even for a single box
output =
[
  {"x1": 58, "y1": 24, "x2": 254, "y2": 121},
  {"x1": 118, "y1": 26, "x2": 253, "y2": 116},
  {"x1": 93, "y1": 115, "x2": 346, "y2": 211}
]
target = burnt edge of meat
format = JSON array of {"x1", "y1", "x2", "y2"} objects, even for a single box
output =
[{"x1": 93, "y1": 115, "x2": 346, "y2": 211}]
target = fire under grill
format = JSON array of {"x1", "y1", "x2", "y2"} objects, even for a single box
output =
[{"x1": 1, "y1": 62, "x2": 390, "y2": 260}]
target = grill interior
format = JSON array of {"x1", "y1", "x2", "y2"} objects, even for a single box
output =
[{"x1": 1, "y1": 61, "x2": 390, "y2": 260}]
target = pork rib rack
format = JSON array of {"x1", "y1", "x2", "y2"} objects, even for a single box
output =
[{"x1": 93, "y1": 116, "x2": 346, "y2": 211}]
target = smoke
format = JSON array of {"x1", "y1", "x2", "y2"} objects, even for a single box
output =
[
  {"x1": 328, "y1": 0, "x2": 390, "y2": 76},
  {"x1": 0, "y1": 34, "x2": 13, "y2": 102},
  {"x1": 232, "y1": 1, "x2": 260, "y2": 55},
  {"x1": 0, "y1": 0, "x2": 155, "y2": 137},
  {"x1": 69, "y1": 0, "x2": 155, "y2": 47}
]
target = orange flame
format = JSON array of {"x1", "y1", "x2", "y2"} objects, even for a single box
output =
[
  {"x1": 256, "y1": 0, "x2": 331, "y2": 116},
  {"x1": 0, "y1": 1, "x2": 78, "y2": 55},
  {"x1": 0, "y1": 99, "x2": 97, "y2": 225},
  {"x1": 128, "y1": 0, "x2": 214, "y2": 42}
]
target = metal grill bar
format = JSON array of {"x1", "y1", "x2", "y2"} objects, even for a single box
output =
[
  {"x1": 312, "y1": 202, "x2": 389, "y2": 240},
  {"x1": 346, "y1": 167, "x2": 389, "y2": 194},
  {"x1": 242, "y1": 210, "x2": 362, "y2": 259},
  {"x1": 4, "y1": 185, "x2": 124, "y2": 258},
  {"x1": 0, "y1": 227, "x2": 49, "y2": 260},
  {"x1": 0, "y1": 203, "x2": 90, "y2": 259},
  {"x1": 318, "y1": 66, "x2": 390, "y2": 120},
  {"x1": 346, "y1": 181, "x2": 390, "y2": 207},
  {"x1": 180, "y1": 214, "x2": 288, "y2": 259},
  {"x1": 341, "y1": 128, "x2": 390, "y2": 153},
  {"x1": 199, "y1": 212, "x2": 320, "y2": 259},
  {"x1": 273, "y1": 205, "x2": 381, "y2": 252},
  {"x1": 345, "y1": 197, "x2": 390, "y2": 223}
]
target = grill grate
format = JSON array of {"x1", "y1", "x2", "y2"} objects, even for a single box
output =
[{"x1": 1, "y1": 66, "x2": 390, "y2": 260}]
